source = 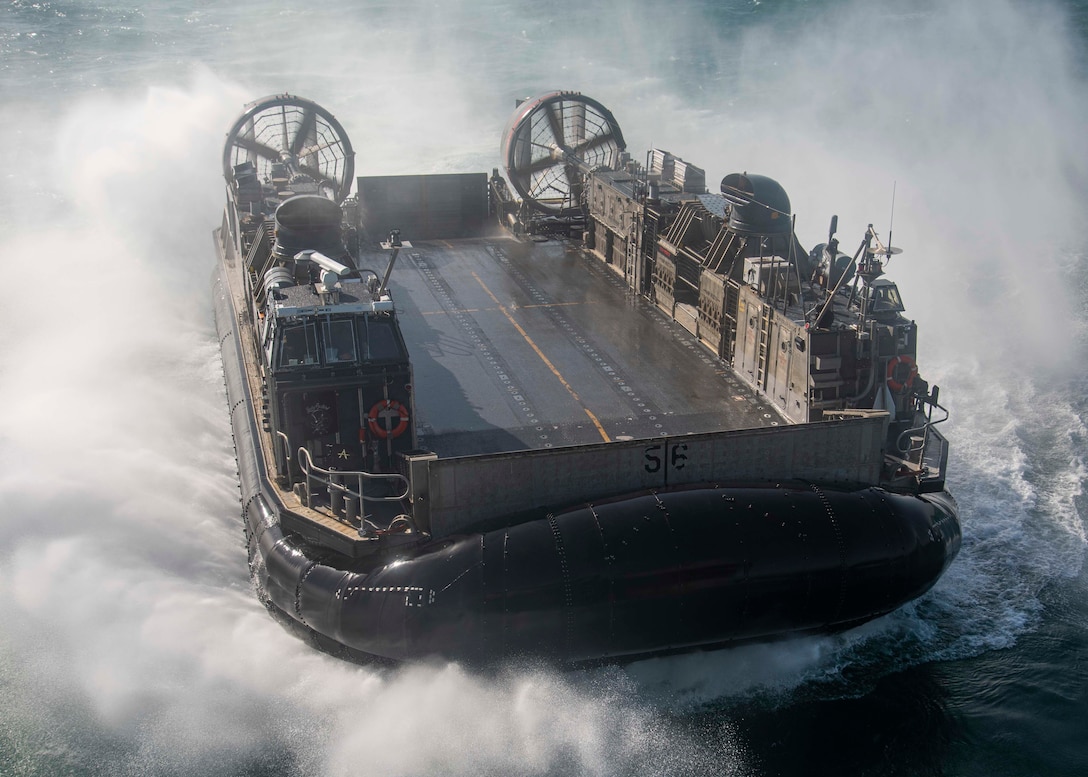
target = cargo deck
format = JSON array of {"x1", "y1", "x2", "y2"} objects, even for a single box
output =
[{"x1": 384, "y1": 235, "x2": 777, "y2": 457}]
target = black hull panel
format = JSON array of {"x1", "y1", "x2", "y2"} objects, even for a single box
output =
[
  {"x1": 251, "y1": 481, "x2": 959, "y2": 664},
  {"x1": 215, "y1": 264, "x2": 960, "y2": 665}
]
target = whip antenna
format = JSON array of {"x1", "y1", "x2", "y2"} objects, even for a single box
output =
[{"x1": 887, "y1": 181, "x2": 896, "y2": 258}]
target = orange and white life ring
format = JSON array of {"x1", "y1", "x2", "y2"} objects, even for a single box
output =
[
  {"x1": 886, "y1": 355, "x2": 918, "y2": 393},
  {"x1": 367, "y1": 399, "x2": 410, "y2": 439}
]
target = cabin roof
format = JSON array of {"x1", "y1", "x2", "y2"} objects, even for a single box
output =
[{"x1": 269, "y1": 280, "x2": 394, "y2": 318}]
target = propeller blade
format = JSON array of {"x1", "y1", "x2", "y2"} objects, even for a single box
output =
[
  {"x1": 297, "y1": 162, "x2": 345, "y2": 195},
  {"x1": 290, "y1": 107, "x2": 317, "y2": 157},
  {"x1": 231, "y1": 134, "x2": 284, "y2": 163},
  {"x1": 546, "y1": 100, "x2": 567, "y2": 150},
  {"x1": 570, "y1": 130, "x2": 616, "y2": 159}
]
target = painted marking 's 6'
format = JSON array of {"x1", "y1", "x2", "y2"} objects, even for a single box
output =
[{"x1": 644, "y1": 443, "x2": 688, "y2": 473}]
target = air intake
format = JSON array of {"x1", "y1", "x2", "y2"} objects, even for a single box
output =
[{"x1": 720, "y1": 173, "x2": 792, "y2": 235}]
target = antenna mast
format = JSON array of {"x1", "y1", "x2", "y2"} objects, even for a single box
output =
[{"x1": 887, "y1": 181, "x2": 896, "y2": 259}]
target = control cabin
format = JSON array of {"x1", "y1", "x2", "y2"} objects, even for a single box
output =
[{"x1": 225, "y1": 168, "x2": 417, "y2": 513}]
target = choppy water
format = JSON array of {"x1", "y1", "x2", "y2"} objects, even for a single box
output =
[{"x1": 1, "y1": 1, "x2": 1086, "y2": 775}]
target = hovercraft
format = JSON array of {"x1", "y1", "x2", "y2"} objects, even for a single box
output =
[{"x1": 213, "y1": 93, "x2": 959, "y2": 664}]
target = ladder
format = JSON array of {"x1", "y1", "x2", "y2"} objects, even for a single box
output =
[{"x1": 755, "y1": 304, "x2": 773, "y2": 389}]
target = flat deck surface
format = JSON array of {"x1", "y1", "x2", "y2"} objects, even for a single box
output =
[{"x1": 374, "y1": 236, "x2": 778, "y2": 457}]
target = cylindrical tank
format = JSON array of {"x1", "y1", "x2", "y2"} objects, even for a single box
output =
[
  {"x1": 272, "y1": 194, "x2": 344, "y2": 260},
  {"x1": 262, "y1": 266, "x2": 294, "y2": 299}
]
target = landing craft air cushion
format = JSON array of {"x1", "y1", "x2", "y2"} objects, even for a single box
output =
[{"x1": 213, "y1": 93, "x2": 960, "y2": 664}]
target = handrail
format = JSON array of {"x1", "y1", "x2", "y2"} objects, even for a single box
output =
[
  {"x1": 275, "y1": 430, "x2": 291, "y2": 461},
  {"x1": 895, "y1": 398, "x2": 949, "y2": 456},
  {"x1": 893, "y1": 398, "x2": 950, "y2": 484},
  {"x1": 296, "y1": 446, "x2": 410, "y2": 505}
]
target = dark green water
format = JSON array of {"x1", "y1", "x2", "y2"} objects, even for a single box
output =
[{"x1": 1, "y1": 1, "x2": 1086, "y2": 774}]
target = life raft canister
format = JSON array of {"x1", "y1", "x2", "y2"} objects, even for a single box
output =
[
  {"x1": 367, "y1": 399, "x2": 410, "y2": 439},
  {"x1": 886, "y1": 355, "x2": 918, "y2": 392}
]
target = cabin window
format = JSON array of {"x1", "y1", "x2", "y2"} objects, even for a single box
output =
[
  {"x1": 278, "y1": 323, "x2": 319, "y2": 367},
  {"x1": 869, "y1": 282, "x2": 905, "y2": 313},
  {"x1": 356, "y1": 317, "x2": 405, "y2": 361},
  {"x1": 323, "y1": 319, "x2": 357, "y2": 363}
]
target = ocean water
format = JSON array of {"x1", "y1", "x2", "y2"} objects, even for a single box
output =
[{"x1": 1, "y1": 1, "x2": 1086, "y2": 775}]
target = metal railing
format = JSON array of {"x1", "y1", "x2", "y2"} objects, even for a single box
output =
[
  {"x1": 293, "y1": 446, "x2": 412, "y2": 534},
  {"x1": 275, "y1": 430, "x2": 291, "y2": 462},
  {"x1": 893, "y1": 396, "x2": 950, "y2": 489},
  {"x1": 296, "y1": 446, "x2": 409, "y2": 507},
  {"x1": 895, "y1": 398, "x2": 949, "y2": 460}
]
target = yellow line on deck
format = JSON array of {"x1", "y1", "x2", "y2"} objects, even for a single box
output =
[
  {"x1": 471, "y1": 271, "x2": 610, "y2": 443},
  {"x1": 421, "y1": 301, "x2": 583, "y2": 316}
]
